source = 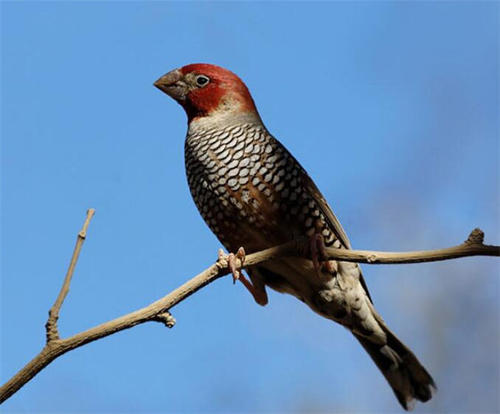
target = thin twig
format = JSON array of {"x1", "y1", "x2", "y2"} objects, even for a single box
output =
[
  {"x1": 45, "y1": 209, "x2": 95, "y2": 342},
  {"x1": 0, "y1": 226, "x2": 498, "y2": 404}
]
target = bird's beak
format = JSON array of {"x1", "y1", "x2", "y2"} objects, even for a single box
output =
[{"x1": 154, "y1": 69, "x2": 187, "y2": 102}]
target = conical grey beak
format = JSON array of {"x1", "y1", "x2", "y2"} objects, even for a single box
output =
[{"x1": 154, "y1": 69, "x2": 187, "y2": 102}]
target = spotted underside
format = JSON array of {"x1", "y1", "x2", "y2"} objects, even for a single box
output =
[{"x1": 185, "y1": 122, "x2": 344, "y2": 254}]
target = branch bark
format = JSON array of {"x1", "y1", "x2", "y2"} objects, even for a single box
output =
[
  {"x1": 1, "y1": 213, "x2": 498, "y2": 404},
  {"x1": 45, "y1": 208, "x2": 95, "y2": 342}
]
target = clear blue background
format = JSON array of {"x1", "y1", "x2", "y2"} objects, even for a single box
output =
[{"x1": 2, "y1": 2, "x2": 498, "y2": 413}]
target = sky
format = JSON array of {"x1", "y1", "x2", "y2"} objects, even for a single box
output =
[{"x1": 1, "y1": 1, "x2": 499, "y2": 413}]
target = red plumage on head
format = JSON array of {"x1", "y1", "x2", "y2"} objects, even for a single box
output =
[{"x1": 179, "y1": 63, "x2": 257, "y2": 121}]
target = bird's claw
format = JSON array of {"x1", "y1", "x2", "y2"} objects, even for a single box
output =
[
  {"x1": 310, "y1": 234, "x2": 335, "y2": 278},
  {"x1": 218, "y1": 247, "x2": 246, "y2": 284},
  {"x1": 236, "y1": 247, "x2": 246, "y2": 267}
]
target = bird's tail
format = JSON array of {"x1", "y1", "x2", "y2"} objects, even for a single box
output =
[{"x1": 353, "y1": 317, "x2": 436, "y2": 411}]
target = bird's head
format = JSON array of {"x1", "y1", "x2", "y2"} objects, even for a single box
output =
[{"x1": 154, "y1": 63, "x2": 259, "y2": 123}]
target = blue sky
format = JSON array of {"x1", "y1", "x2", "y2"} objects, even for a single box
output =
[{"x1": 1, "y1": 2, "x2": 498, "y2": 413}]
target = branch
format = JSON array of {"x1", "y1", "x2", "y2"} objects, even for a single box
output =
[
  {"x1": 1, "y1": 222, "x2": 498, "y2": 404},
  {"x1": 320, "y1": 228, "x2": 499, "y2": 264},
  {"x1": 45, "y1": 208, "x2": 95, "y2": 342}
]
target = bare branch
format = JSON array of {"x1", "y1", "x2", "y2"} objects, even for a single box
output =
[
  {"x1": 1, "y1": 224, "x2": 498, "y2": 404},
  {"x1": 45, "y1": 209, "x2": 95, "y2": 342},
  {"x1": 320, "y1": 228, "x2": 499, "y2": 264}
]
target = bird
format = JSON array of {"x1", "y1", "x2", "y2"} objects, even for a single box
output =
[{"x1": 154, "y1": 63, "x2": 436, "y2": 410}]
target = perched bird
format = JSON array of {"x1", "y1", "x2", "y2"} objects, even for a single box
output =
[{"x1": 154, "y1": 63, "x2": 435, "y2": 410}]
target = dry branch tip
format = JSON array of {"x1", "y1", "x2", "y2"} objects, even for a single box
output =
[
  {"x1": 79, "y1": 208, "x2": 96, "y2": 239},
  {"x1": 44, "y1": 208, "x2": 96, "y2": 344},
  {"x1": 466, "y1": 228, "x2": 484, "y2": 245}
]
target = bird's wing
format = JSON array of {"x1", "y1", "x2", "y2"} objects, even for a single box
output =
[
  {"x1": 300, "y1": 171, "x2": 352, "y2": 249},
  {"x1": 299, "y1": 169, "x2": 373, "y2": 302}
]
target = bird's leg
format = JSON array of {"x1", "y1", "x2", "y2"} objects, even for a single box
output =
[
  {"x1": 310, "y1": 233, "x2": 335, "y2": 279},
  {"x1": 218, "y1": 248, "x2": 240, "y2": 283},
  {"x1": 217, "y1": 247, "x2": 246, "y2": 284},
  {"x1": 246, "y1": 271, "x2": 269, "y2": 306},
  {"x1": 217, "y1": 247, "x2": 268, "y2": 305},
  {"x1": 232, "y1": 246, "x2": 268, "y2": 305},
  {"x1": 238, "y1": 271, "x2": 269, "y2": 306},
  {"x1": 310, "y1": 233, "x2": 322, "y2": 274}
]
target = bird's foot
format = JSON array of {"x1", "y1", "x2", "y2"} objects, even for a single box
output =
[
  {"x1": 218, "y1": 247, "x2": 246, "y2": 284},
  {"x1": 217, "y1": 247, "x2": 267, "y2": 305},
  {"x1": 310, "y1": 234, "x2": 335, "y2": 279}
]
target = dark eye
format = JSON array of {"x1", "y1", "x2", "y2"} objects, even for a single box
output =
[{"x1": 196, "y1": 75, "x2": 210, "y2": 87}]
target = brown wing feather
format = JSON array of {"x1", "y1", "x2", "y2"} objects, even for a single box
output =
[
  {"x1": 300, "y1": 171, "x2": 352, "y2": 249},
  {"x1": 299, "y1": 170, "x2": 373, "y2": 302}
]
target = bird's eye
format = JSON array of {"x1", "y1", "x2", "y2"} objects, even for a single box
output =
[{"x1": 196, "y1": 75, "x2": 210, "y2": 87}]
